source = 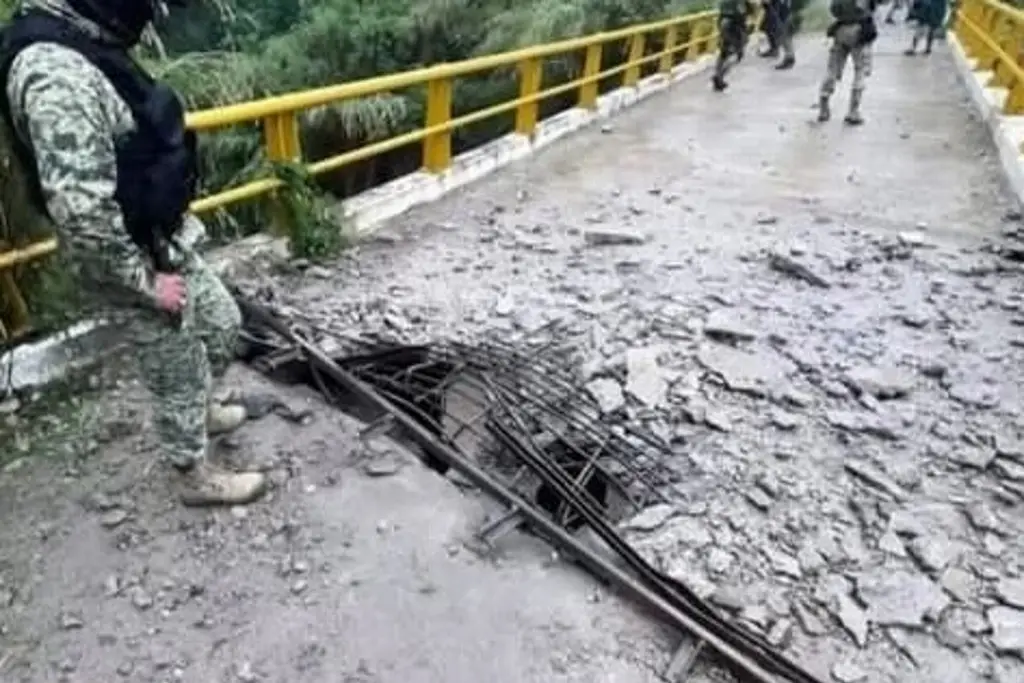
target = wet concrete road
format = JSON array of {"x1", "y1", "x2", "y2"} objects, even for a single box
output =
[{"x1": 4, "y1": 24, "x2": 1024, "y2": 683}]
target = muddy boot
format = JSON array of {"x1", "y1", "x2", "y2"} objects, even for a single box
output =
[
  {"x1": 712, "y1": 74, "x2": 728, "y2": 91},
  {"x1": 844, "y1": 89, "x2": 864, "y2": 125},
  {"x1": 760, "y1": 46, "x2": 779, "y2": 59},
  {"x1": 817, "y1": 95, "x2": 831, "y2": 122},
  {"x1": 208, "y1": 403, "x2": 247, "y2": 435},
  {"x1": 177, "y1": 461, "x2": 268, "y2": 507},
  {"x1": 775, "y1": 55, "x2": 795, "y2": 70}
]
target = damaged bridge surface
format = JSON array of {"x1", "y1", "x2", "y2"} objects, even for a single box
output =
[{"x1": 3, "y1": 29, "x2": 1024, "y2": 683}]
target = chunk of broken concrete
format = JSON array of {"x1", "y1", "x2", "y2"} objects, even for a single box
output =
[
  {"x1": 625, "y1": 346, "x2": 667, "y2": 408},
  {"x1": 856, "y1": 568, "x2": 949, "y2": 628},
  {"x1": 844, "y1": 460, "x2": 907, "y2": 501},
  {"x1": 996, "y1": 578, "x2": 1024, "y2": 609},
  {"x1": 827, "y1": 593, "x2": 869, "y2": 648},
  {"x1": 697, "y1": 344, "x2": 795, "y2": 399},
  {"x1": 703, "y1": 309, "x2": 757, "y2": 343},
  {"x1": 583, "y1": 229, "x2": 646, "y2": 247},
  {"x1": 843, "y1": 366, "x2": 916, "y2": 400},
  {"x1": 988, "y1": 606, "x2": 1024, "y2": 655},
  {"x1": 585, "y1": 377, "x2": 625, "y2": 414},
  {"x1": 621, "y1": 503, "x2": 677, "y2": 533}
]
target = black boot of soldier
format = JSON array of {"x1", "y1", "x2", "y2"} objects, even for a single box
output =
[
  {"x1": 712, "y1": 74, "x2": 728, "y2": 91},
  {"x1": 775, "y1": 55, "x2": 795, "y2": 70}
]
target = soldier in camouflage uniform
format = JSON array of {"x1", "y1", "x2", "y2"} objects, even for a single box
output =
[
  {"x1": 773, "y1": 0, "x2": 796, "y2": 70},
  {"x1": 1, "y1": 0, "x2": 267, "y2": 506},
  {"x1": 905, "y1": 0, "x2": 949, "y2": 55},
  {"x1": 817, "y1": 0, "x2": 879, "y2": 125},
  {"x1": 712, "y1": 0, "x2": 757, "y2": 91},
  {"x1": 759, "y1": 0, "x2": 782, "y2": 58}
]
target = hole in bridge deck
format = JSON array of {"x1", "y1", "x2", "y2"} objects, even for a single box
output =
[{"x1": 237, "y1": 327, "x2": 643, "y2": 535}]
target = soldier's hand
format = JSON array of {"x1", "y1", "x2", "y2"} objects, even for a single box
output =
[{"x1": 155, "y1": 273, "x2": 187, "y2": 314}]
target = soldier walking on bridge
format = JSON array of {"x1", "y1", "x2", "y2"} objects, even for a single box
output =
[
  {"x1": 759, "y1": 0, "x2": 782, "y2": 59},
  {"x1": 817, "y1": 0, "x2": 879, "y2": 125},
  {"x1": 759, "y1": 0, "x2": 795, "y2": 69},
  {"x1": 712, "y1": 0, "x2": 757, "y2": 91},
  {"x1": 905, "y1": 0, "x2": 949, "y2": 55},
  {"x1": 772, "y1": 0, "x2": 796, "y2": 70},
  {"x1": 0, "y1": 0, "x2": 269, "y2": 506}
]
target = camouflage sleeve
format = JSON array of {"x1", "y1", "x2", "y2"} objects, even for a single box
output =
[{"x1": 6, "y1": 43, "x2": 157, "y2": 303}]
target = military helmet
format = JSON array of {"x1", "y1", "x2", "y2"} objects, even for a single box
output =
[{"x1": 66, "y1": 0, "x2": 187, "y2": 45}]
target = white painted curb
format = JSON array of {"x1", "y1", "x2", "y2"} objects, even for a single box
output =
[
  {"x1": 0, "y1": 53, "x2": 717, "y2": 397},
  {"x1": 949, "y1": 34, "x2": 1024, "y2": 208}
]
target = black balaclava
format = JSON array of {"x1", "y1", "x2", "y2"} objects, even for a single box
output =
[{"x1": 65, "y1": 0, "x2": 165, "y2": 46}]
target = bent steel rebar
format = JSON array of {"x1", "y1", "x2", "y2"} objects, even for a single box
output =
[{"x1": 236, "y1": 296, "x2": 826, "y2": 683}]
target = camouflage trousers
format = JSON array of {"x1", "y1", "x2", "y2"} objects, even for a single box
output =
[
  {"x1": 820, "y1": 25, "x2": 873, "y2": 98},
  {"x1": 96, "y1": 244, "x2": 241, "y2": 469},
  {"x1": 778, "y1": 14, "x2": 795, "y2": 60},
  {"x1": 714, "y1": 14, "x2": 748, "y2": 80}
]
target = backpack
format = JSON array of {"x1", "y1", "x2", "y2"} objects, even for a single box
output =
[{"x1": 830, "y1": 0, "x2": 865, "y2": 22}]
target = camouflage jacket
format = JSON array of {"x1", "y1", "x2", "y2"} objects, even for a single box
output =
[{"x1": 5, "y1": 0, "x2": 202, "y2": 306}]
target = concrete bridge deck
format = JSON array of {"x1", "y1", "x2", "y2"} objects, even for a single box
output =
[{"x1": 2, "y1": 25, "x2": 1024, "y2": 683}]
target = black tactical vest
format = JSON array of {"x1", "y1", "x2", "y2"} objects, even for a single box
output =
[{"x1": 0, "y1": 9, "x2": 198, "y2": 269}]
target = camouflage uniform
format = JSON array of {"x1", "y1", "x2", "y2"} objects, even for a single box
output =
[
  {"x1": 774, "y1": 0, "x2": 796, "y2": 69},
  {"x1": 4, "y1": 0, "x2": 265, "y2": 505},
  {"x1": 712, "y1": 0, "x2": 756, "y2": 91},
  {"x1": 818, "y1": 0, "x2": 878, "y2": 125}
]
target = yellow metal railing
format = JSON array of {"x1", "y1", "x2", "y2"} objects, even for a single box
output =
[
  {"x1": 955, "y1": 0, "x2": 1024, "y2": 114},
  {"x1": 185, "y1": 9, "x2": 721, "y2": 214},
  {"x1": 0, "y1": 7, "x2": 732, "y2": 341}
]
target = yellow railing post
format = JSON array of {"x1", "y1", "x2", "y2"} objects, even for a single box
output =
[
  {"x1": 579, "y1": 43, "x2": 603, "y2": 110},
  {"x1": 516, "y1": 57, "x2": 543, "y2": 136},
  {"x1": 686, "y1": 20, "x2": 705, "y2": 61},
  {"x1": 0, "y1": 255, "x2": 29, "y2": 341},
  {"x1": 624, "y1": 32, "x2": 646, "y2": 87},
  {"x1": 261, "y1": 112, "x2": 302, "y2": 237},
  {"x1": 660, "y1": 24, "x2": 678, "y2": 73},
  {"x1": 990, "y1": 16, "x2": 1014, "y2": 87},
  {"x1": 706, "y1": 17, "x2": 720, "y2": 54},
  {"x1": 423, "y1": 77, "x2": 453, "y2": 173},
  {"x1": 264, "y1": 112, "x2": 302, "y2": 162}
]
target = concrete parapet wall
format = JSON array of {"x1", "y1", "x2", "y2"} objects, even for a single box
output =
[{"x1": 949, "y1": 34, "x2": 1024, "y2": 209}]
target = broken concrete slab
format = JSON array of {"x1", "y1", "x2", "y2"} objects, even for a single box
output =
[
  {"x1": 842, "y1": 366, "x2": 917, "y2": 400},
  {"x1": 703, "y1": 309, "x2": 758, "y2": 343},
  {"x1": 625, "y1": 346, "x2": 668, "y2": 408},
  {"x1": 856, "y1": 568, "x2": 949, "y2": 628},
  {"x1": 585, "y1": 377, "x2": 626, "y2": 414},
  {"x1": 989, "y1": 606, "x2": 1024, "y2": 655},
  {"x1": 696, "y1": 343, "x2": 796, "y2": 399}
]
